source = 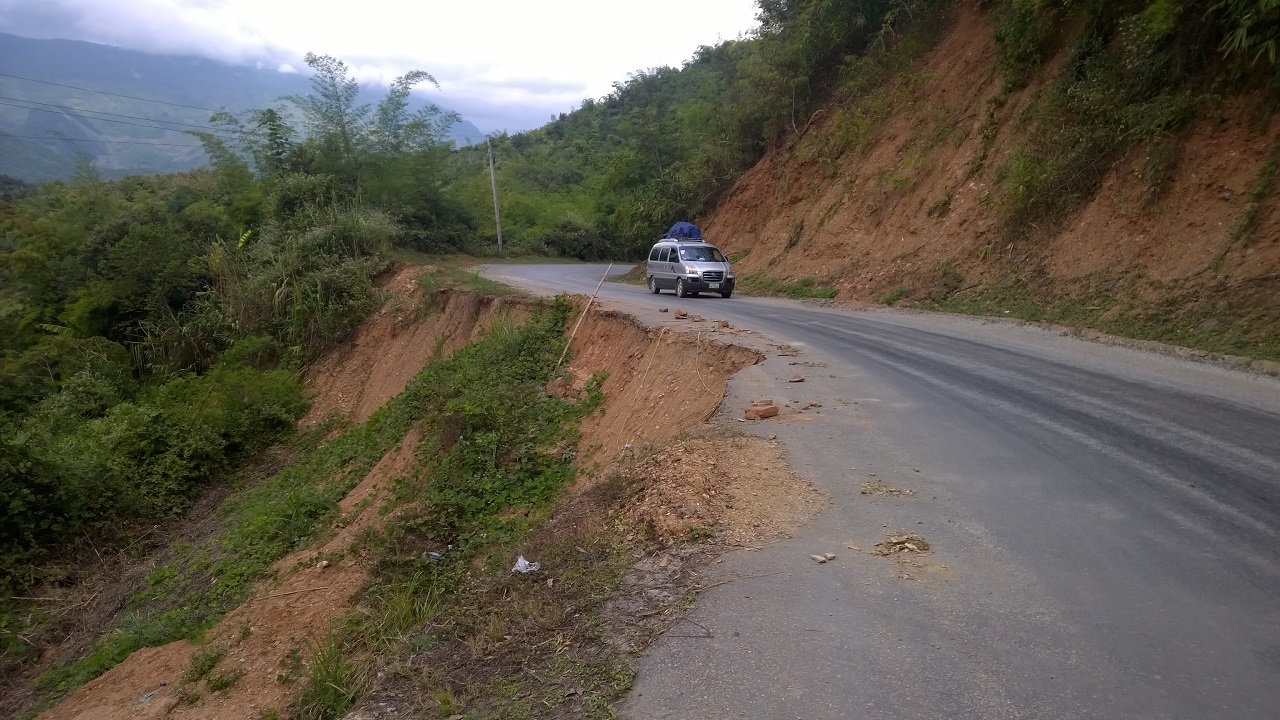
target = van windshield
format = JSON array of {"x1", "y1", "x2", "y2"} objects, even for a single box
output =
[{"x1": 678, "y1": 246, "x2": 726, "y2": 262}]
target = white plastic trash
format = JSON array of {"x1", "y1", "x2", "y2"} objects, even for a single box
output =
[{"x1": 511, "y1": 555, "x2": 540, "y2": 574}]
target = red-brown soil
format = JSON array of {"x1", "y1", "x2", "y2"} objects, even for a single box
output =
[
  {"x1": 35, "y1": 272, "x2": 770, "y2": 719},
  {"x1": 702, "y1": 1, "x2": 1280, "y2": 313}
]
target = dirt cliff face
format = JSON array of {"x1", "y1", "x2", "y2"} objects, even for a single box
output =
[{"x1": 701, "y1": 1, "x2": 1279, "y2": 353}]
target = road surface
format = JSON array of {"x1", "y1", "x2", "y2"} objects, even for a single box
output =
[{"x1": 483, "y1": 263, "x2": 1280, "y2": 720}]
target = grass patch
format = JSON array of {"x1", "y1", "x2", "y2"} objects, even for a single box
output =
[
  {"x1": 738, "y1": 274, "x2": 838, "y2": 299},
  {"x1": 936, "y1": 279, "x2": 1280, "y2": 362},
  {"x1": 205, "y1": 666, "x2": 246, "y2": 693},
  {"x1": 416, "y1": 264, "x2": 521, "y2": 298},
  {"x1": 182, "y1": 646, "x2": 225, "y2": 684},
  {"x1": 1218, "y1": 154, "x2": 1280, "y2": 265},
  {"x1": 295, "y1": 634, "x2": 367, "y2": 720},
  {"x1": 353, "y1": 474, "x2": 641, "y2": 719},
  {"x1": 987, "y1": 3, "x2": 1216, "y2": 229},
  {"x1": 926, "y1": 191, "x2": 953, "y2": 218},
  {"x1": 881, "y1": 287, "x2": 910, "y2": 305},
  {"x1": 265, "y1": 293, "x2": 629, "y2": 718}
]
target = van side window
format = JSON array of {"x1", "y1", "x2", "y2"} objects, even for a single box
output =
[
  {"x1": 649, "y1": 247, "x2": 661, "y2": 261},
  {"x1": 658, "y1": 248, "x2": 669, "y2": 262}
]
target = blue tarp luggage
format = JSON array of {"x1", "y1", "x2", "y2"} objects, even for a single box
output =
[{"x1": 662, "y1": 222, "x2": 703, "y2": 240}]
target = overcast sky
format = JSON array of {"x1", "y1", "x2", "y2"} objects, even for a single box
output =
[{"x1": 0, "y1": 0, "x2": 761, "y2": 133}]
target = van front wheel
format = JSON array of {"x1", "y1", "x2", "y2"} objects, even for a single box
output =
[
  {"x1": 676, "y1": 278, "x2": 690, "y2": 298},
  {"x1": 648, "y1": 276, "x2": 660, "y2": 294}
]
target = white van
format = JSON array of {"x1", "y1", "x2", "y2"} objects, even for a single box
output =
[{"x1": 645, "y1": 238, "x2": 735, "y2": 298}]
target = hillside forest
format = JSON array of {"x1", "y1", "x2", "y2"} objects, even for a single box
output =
[{"x1": 2, "y1": 0, "x2": 1279, "y2": 654}]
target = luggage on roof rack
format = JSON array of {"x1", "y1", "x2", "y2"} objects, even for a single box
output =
[{"x1": 661, "y1": 221, "x2": 703, "y2": 241}]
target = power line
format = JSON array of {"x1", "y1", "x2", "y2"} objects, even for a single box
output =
[
  {"x1": 0, "y1": 99, "x2": 239, "y2": 139},
  {"x1": 0, "y1": 131, "x2": 204, "y2": 147},
  {"x1": 0, "y1": 71, "x2": 224, "y2": 113},
  {"x1": 0, "y1": 94, "x2": 226, "y2": 132}
]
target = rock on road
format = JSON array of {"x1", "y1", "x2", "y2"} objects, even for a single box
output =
[{"x1": 483, "y1": 263, "x2": 1280, "y2": 719}]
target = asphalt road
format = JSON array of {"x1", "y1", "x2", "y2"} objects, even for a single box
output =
[{"x1": 484, "y1": 263, "x2": 1280, "y2": 719}]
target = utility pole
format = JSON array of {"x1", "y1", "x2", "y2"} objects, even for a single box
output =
[{"x1": 486, "y1": 136, "x2": 503, "y2": 255}]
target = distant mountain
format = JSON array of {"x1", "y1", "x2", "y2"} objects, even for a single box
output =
[{"x1": 0, "y1": 33, "x2": 485, "y2": 183}]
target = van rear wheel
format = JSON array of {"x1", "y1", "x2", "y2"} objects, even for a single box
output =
[{"x1": 647, "y1": 276, "x2": 660, "y2": 294}]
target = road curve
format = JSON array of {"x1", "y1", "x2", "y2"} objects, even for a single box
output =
[{"x1": 483, "y1": 263, "x2": 1280, "y2": 720}]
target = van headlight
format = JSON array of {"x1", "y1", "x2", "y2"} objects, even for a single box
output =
[{"x1": 685, "y1": 265, "x2": 699, "y2": 275}]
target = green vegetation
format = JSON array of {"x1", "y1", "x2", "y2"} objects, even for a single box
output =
[
  {"x1": 738, "y1": 274, "x2": 839, "y2": 299},
  {"x1": 882, "y1": 286, "x2": 911, "y2": 305},
  {"x1": 988, "y1": 0, "x2": 1280, "y2": 227},
  {"x1": 446, "y1": 0, "x2": 942, "y2": 260},
  {"x1": 0, "y1": 52, "x2": 481, "y2": 706},
  {"x1": 286, "y1": 296, "x2": 619, "y2": 719},
  {"x1": 7, "y1": 1, "x2": 1280, "y2": 713},
  {"x1": 0, "y1": 50, "x2": 480, "y2": 588},
  {"x1": 24, "y1": 298, "x2": 597, "y2": 714},
  {"x1": 0, "y1": 34, "x2": 481, "y2": 183},
  {"x1": 182, "y1": 646, "x2": 226, "y2": 684},
  {"x1": 205, "y1": 666, "x2": 246, "y2": 693},
  {"x1": 937, "y1": 279, "x2": 1280, "y2": 361},
  {"x1": 295, "y1": 635, "x2": 366, "y2": 720}
]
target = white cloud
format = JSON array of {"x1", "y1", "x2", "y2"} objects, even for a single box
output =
[{"x1": 0, "y1": 0, "x2": 760, "y2": 132}]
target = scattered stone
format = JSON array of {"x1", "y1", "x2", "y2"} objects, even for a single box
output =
[
  {"x1": 675, "y1": 309, "x2": 689, "y2": 318},
  {"x1": 860, "y1": 480, "x2": 914, "y2": 497},
  {"x1": 823, "y1": 553, "x2": 836, "y2": 560},
  {"x1": 745, "y1": 403, "x2": 779, "y2": 420},
  {"x1": 810, "y1": 554, "x2": 828, "y2": 564},
  {"x1": 788, "y1": 375, "x2": 805, "y2": 383},
  {"x1": 752, "y1": 399, "x2": 774, "y2": 407},
  {"x1": 691, "y1": 315, "x2": 704, "y2": 322},
  {"x1": 659, "y1": 308, "x2": 669, "y2": 313},
  {"x1": 718, "y1": 319, "x2": 730, "y2": 328},
  {"x1": 874, "y1": 533, "x2": 932, "y2": 556}
]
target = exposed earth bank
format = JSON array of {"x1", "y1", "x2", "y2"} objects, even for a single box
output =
[
  {"x1": 29, "y1": 265, "x2": 816, "y2": 720},
  {"x1": 702, "y1": 0, "x2": 1280, "y2": 359}
]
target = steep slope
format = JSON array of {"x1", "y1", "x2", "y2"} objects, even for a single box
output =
[
  {"x1": 21, "y1": 264, "x2": 767, "y2": 719},
  {"x1": 703, "y1": 1, "x2": 1280, "y2": 359}
]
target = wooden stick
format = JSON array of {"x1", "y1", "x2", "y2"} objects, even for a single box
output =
[
  {"x1": 679, "y1": 617, "x2": 713, "y2": 637},
  {"x1": 556, "y1": 263, "x2": 613, "y2": 368},
  {"x1": 696, "y1": 568, "x2": 783, "y2": 591},
  {"x1": 263, "y1": 586, "x2": 330, "y2": 600}
]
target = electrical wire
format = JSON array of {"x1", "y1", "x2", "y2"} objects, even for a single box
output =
[
  {"x1": 0, "y1": 132, "x2": 207, "y2": 148},
  {"x1": 0, "y1": 71, "x2": 223, "y2": 113},
  {"x1": 0, "y1": 99, "x2": 239, "y2": 139},
  {"x1": 0, "y1": 94, "x2": 227, "y2": 132}
]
